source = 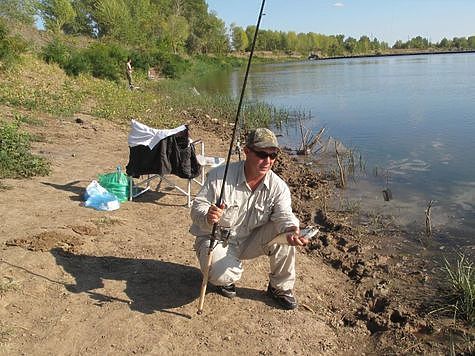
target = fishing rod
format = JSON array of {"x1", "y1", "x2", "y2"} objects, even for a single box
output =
[{"x1": 197, "y1": 0, "x2": 267, "y2": 315}]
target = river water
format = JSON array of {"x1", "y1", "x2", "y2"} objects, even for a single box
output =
[{"x1": 198, "y1": 53, "x2": 475, "y2": 248}]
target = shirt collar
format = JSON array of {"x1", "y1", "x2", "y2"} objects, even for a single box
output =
[{"x1": 238, "y1": 161, "x2": 271, "y2": 190}]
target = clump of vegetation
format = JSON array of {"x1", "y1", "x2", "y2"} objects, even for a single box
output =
[
  {"x1": 41, "y1": 38, "x2": 196, "y2": 81},
  {"x1": 0, "y1": 276, "x2": 20, "y2": 295},
  {"x1": 0, "y1": 18, "x2": 28, "y2": 70},
  {"x1": 42, "y1": 39, "x2": 127, "y2": 81},
  {"x1": 14, "y1": 112, "x2": 44, "y2": 126},
  {"x1": 93, "y1": 216, "x2": 125, "y2": 228},
  {"x1": 0, "y1": 181, "x2": 11, "y2": 191},
  {"x1": 443, "y1": 253, "x2": 475, "y2": 325},
  {"x1": 0, "y1": 120, "x2": 50, "y2": 178}
]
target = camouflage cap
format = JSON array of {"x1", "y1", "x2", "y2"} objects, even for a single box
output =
[{"x1": 246, "y1": 128, "x2": 279, "y2": 149}]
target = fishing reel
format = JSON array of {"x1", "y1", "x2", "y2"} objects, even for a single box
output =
[{"x1": 216, "y1": 226, "x2": 234, "y2": 247}]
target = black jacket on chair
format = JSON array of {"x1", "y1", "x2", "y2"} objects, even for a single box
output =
[{"x1": 126, "y1": 131, "x2": 200, "y2": 180}]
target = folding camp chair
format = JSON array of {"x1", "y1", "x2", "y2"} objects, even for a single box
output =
[{"x1": 126, "y1": 120, "x2": 224, "y2": 207}]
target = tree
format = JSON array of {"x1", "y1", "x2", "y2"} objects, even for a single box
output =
[
  {"x1": 437, "y1": 37, "x2": 450, "y2": 48},
  {"x1": 266, "y1": 30, "x2": 281, "y2": 51},
  {"x1": 231, "y1": 24, "x2": 248, "y2": 52},
  {"x1": 279, "y1": 31, "x2": 289, "y2": 52},
  {"x1": 244, "y1": 25, "x2": 256, "y2": 51},
  {"x1": 161, "y1": 15, "x2": 189, "y2": 53},
  {"x1": 393, "y1": 40, "x2": 406, "y2": 49},
  {"x1": 468, "y1": 36, "x2": 475, "y2": 49},
  {"x1": 202, "y1": 13, "x2": 228, "y2": 54},
  {"x1": 357, "y1": 35, "x2": 370, "y2": 52},
  {"x1": 39, "y1": 0, "x2": 76, "y2": 34},
  {"x1": 92, "y1": 0, "x2": 131, "y2": 39},
  {"x1": 295, "y1": 32, "x2": 309, "y2": 53},
  {"x1": 371, "y1": 37, "x2": 380, "y2": 51},
  {"x1": 407, "y1": 36, "x2": 429, "y2": 49},
  {"x1": 379, "y1": 41, "x2": 389, "y2": 50},
  {"x1": 286, "y1": 31, "x2": 297, "y2": 52},
  {"x1": 128, "y1": 0, "x2": 160, "y2": 46},
  {"x1": 344, "y1": 37, "x2": 357, "y2": 53},
  {"x1": 182, "y1": 0, "x2": 224, "y2": 54},
  {"x1": 62, "y1": 0, "x2": 95, "y2": 36},
  {"x1": 452, "y1": 36, "x2": 468, "y2": 49},
  {"x1": 0, "y1": 0, "x2": 38, "y2": 25},
  {"x1": 328, "y1": 35, "x2": 344, "y2": 55}
]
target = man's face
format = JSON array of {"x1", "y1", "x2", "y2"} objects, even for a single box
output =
[{"x1": 244, "y1": 146, "x2": 279, "y2": 177}]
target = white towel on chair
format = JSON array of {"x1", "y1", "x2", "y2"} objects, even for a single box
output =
[{"x1": 128, "y1": 120, "x2": 187, "y2": 149}]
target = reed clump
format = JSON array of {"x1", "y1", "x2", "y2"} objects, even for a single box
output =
[{"x1": 442, "y1": 253, "x2": 475, "y2": 326}]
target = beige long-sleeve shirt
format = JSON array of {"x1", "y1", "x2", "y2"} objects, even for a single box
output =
[{"x1": 190, "y1": 161, "x2": 299, "y2": 242}]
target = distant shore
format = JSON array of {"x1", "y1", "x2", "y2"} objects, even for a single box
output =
[{"x1": 309, "y1": 49, "x2": 475, "y2": 61}]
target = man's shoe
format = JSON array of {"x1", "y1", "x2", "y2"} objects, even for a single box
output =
[
  {"x1": 267, "y1": 284, "x2": 298, "y2": 310},
  {"x1": 216, "y1": 284, "x2": 236, "y2": 299}
]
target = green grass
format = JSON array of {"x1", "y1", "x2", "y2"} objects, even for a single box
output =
[
  {"x1": 0, "y1": 53, "x2": 300, "y2": 130},
  {"x1": 443, "y1": 253, "x2": 475, "y2": 325},
  {"x1": 0, "y1": 56, "x2": 85, "y2": 117},
  {"x1": 0, "y1": 120, "x2": 50, "y2": 178},
  {"x1": 0, "y1": 52, "x2": 304, "y2": 181},
  {"x1": 13, "y1": 112, "x2": 44, "y2": 126},
  {"x1": 157, "y1": 79, "x2": 293, "y2": 129}
]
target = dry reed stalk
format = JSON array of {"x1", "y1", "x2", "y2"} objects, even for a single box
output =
[
  {"x1": 335, "y1": 141, "x2": 345, "y2": 188},
  {"x1": 425, "y1": 200, "x2": 434, "y2": 238},
  {"x1": 297, "y1": 120, "x2": 325, "y2": 155}
]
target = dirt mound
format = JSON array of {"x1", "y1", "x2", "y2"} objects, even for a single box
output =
[{"x1": 6, "y1": 231, "x2": 84, "y2": 253}]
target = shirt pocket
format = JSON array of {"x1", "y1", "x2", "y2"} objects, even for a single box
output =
[
  {"x1": 250, "y1": 202, "x2": 272, "y2": 230},
  {"x1": 220, "y1": 203, "x2": 239, "y2": 228}
]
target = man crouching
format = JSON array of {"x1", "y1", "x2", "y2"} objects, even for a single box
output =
[{"x1": 190, "y1": 128, "x2": 308, "y2": 310}]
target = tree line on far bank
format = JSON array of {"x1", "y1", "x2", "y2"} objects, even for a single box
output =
[{"x1": 232, "y1": 26, "x2": 475, "y2": 57}]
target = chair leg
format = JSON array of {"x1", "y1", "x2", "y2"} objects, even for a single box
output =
[
  {"x1": 128, "y1": 174, "x2": 195, "y2": 207},
  {"x1": 187, "y1": 179, "x2": 192, "y2": 207},
  {"x1": 129, "y1": 176, "x2": 133, "y2": 201}
]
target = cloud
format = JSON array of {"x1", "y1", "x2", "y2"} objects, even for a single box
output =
[{"x1": 333, "y1": 2, "x2": 344, "y2": 7}]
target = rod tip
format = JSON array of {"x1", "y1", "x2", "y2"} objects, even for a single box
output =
[{"x1": 197, "y1": 310, "x2": 203, "y2": 315}]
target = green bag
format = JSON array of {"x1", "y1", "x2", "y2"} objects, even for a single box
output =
[{"x1": 98, "y1": 167, "x2": 129, "y2": 203}]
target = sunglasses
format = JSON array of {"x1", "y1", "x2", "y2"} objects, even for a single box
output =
[{"x1": 249, "y1": 147, "x2": 279, "y2": 160}]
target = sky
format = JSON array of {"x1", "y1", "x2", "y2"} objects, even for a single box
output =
[{"x1": 205, "y1": 0, "x2": 475, "y2": 46}]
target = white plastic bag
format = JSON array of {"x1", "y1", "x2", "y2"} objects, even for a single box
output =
[{"x1": 83, "y1": 180, "x2": 120, "y2": 211}]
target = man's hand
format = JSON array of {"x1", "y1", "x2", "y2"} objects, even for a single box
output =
[
  {"x1": 285, "y1": 226, "x2": 308, "y2": 246},
  {"x1": 206, "y1": 203, "x2": 225, "y2": 225}
]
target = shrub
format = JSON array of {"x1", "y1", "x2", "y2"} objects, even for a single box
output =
[
  {"x1": 42, "y1": 40, "x2": 128, "y2": 81},
  {"x1": 64, "y1": 48, "x2": 91, "y2": 76},
  {"x1": 0, "y1": 121, "x2": 50, "y2": 178},
  {"x1": 85, "y1": 42, "x2": 127, "y2": 82},
  {"x1": 42, "y1": 38, "x2": 71, "y2": 67},
  {"x1": 0, "y1": 19, "x2": 28, "y2": 69},
  {"x1": 129, "y1": 47, "x2": 190, "y2": 78},
  {"x1": 159, "y1": 53, "x2": 189, "y2": 78},
  {"x1": 128, "y1": 50, "x2": 151, "y2": 72}
]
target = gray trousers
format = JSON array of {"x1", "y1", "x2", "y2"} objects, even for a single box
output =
[{"x1": 194, "y1": 221, "x2": 296, "y2": 291}]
